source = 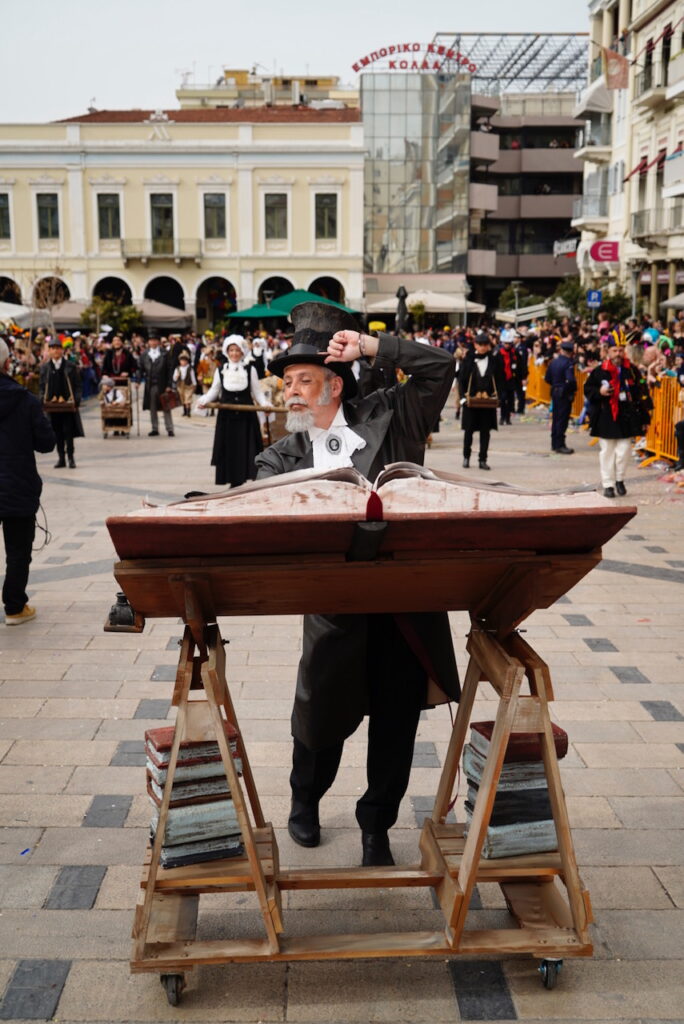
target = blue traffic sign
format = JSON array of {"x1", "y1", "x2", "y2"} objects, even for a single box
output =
[{"x1": 587, "y1": 289, "x2": 602, "y2": 309}]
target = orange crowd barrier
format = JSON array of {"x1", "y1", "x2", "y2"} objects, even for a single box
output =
[
  {"x1": 525, "y1": 358, "x2": 586, "y2": 418},
  {"x1": 641, "y1": 376, "x2": 680, "y2": 466}
]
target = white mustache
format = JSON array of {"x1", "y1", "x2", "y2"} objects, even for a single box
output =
[{"x1": 285, "y1": 396, "x2": 310, "y2": 409}]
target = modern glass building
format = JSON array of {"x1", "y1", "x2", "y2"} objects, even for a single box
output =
[{"x1": 362, "y1": 73, "x2": 471, "y2": 275}]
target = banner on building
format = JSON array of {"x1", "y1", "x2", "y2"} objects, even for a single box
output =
[
  {"x1": 590, "y1": 240, "x2": 620, "y2": 262},
  {"x1": 603, "y1": 48, "x2": 629, "y2": 90},
  {"x1": 553, "y1": 238, "x2": 578, "y2": 258}
]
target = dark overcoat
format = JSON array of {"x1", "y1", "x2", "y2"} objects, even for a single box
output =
[
  {"x1": 254, "y1": 334, "x2": 460, "y2": 751},
  {"x1": 140, "y1": 351, "x2": 172, "y2": 410},
  {"x1": 0, "y1": 374, "x2": 56, "y2": 516},
  {"x1": 38, "y1": 360, "x2": 85, "y2": 438},
  {"x1": 584, "y1": 364, "x2": 645, "y2": 439},
  {"x1": 458, "y1": 350, "x2": 504, "y2": 433}
]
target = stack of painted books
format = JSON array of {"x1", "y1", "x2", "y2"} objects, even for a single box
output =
[
  {"x1": 463, "y1": 721, "x2": 569, "y2": 859},
  {"x1": 146, "y1": 721, "x2": 244, "y2": 869}
]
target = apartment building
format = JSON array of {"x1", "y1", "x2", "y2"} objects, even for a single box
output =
[{"x1": 573, "y1": 0, "x2": 684, "y2": 316}]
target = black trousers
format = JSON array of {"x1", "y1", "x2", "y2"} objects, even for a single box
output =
[
  {"x1": 51, "y1": 415, "x2": 75, "y2": 459},
  {"x1": 514, "y1": 380, "x2": 526, "y2": 414},
  {"x1": 1, "y1": 515, "x2": 35, "y2": 615},
  {"x1": 290, "y1": 614, "x2": 425, "y2": 832},
  {"x1": 551, "y1": 394, "x2": 572, "y2": 450},
  {"x1": 500, "y1": 384, "x2": 516, "y2": 424},
  {"x1": 463, "y1": 426, "x2": 490, "y2": 462}
]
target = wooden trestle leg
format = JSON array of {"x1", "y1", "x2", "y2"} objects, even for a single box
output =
[{"x1": 421, "y1": 623, "x2": 593, "y2": 958}]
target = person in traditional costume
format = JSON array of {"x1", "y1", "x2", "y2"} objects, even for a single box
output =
[
  {"x1": 458, "y1": 332, "x2": 504, "y2": 471},
  {"x1": 196, "y1": 335, "x2": 266, "y2": 486},
  {"x1": 255, "y1": 302, "x2": 460, "y2": 867},
  {"x1": 172, "y1": 353, "x2": 197, "y2": 417},
  {"x1": 39, "y1": 338, "x2": 84, "y2": 468},
  {"x1": 584, "y1": 339, "x2": 650, "y2": 497}
]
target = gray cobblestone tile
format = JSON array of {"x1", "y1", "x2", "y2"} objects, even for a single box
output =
[
  {"x1": 642, "y1": 700, "x2": 684, "y2": 722},
  {"x1": 0, "y1": 958, "x2": 71, "y2": 1021},
  {"x1": 609, "y1": 665, "x2": 651, "y2": 684},
  {"x1": 133, "y1": 699, "x2": 170, "y2": 719},
  {"x1": 82, "y1": 795, "x2": 133, "y2": 828},
  {"x1": 44, "y1": 865, "x2": 107, "y2": 909}
]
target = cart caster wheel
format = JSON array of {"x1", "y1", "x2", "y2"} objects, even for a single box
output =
[
  {"x1": 160, "y1": 973, "x2": 184, "y2": 1006},
  {"x1": 539, "y1": 959, "x2": 562, "y2": 990}
]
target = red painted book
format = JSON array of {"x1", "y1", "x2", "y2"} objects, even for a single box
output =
[{"x1": 470, "y1": 720, "x2": 568, "y2": 763}]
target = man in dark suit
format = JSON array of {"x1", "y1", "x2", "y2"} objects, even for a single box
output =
[
  {"x1": 255, "y1": 303, "x2": 459, "y2": 867},
  {"x1": 458, "y1": 332, "x2": 504, "y2": 470},
  {"x1": 39, "y1": 339, "x2": 84, "y2": 468},
  {"x1": 140, "y1": 336, "x2": 174, "y2": 437},
  {"x1": 0, "y1": 338, "x2": 56, "y2": 624}
]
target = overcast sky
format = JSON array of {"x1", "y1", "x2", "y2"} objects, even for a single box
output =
[{"x1": 1, "y1": 0, "x2": 589, "y2": 123}]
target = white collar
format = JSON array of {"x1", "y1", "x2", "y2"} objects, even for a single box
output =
[{"x1": 309, "y1": 406, "x2": 366, "y2": 470}]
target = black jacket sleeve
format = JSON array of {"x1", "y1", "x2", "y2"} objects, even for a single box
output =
[{"x1": 29, "y1": 394, "x2": 56, "y2": 452}]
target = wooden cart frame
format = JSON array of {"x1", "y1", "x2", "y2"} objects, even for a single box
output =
[
  {"x1": 114, "y1": 545, "x2": 599, "y2": 1005},
  {"x1": 100, "y1": 376, "x2": 133, "y2": 438}
]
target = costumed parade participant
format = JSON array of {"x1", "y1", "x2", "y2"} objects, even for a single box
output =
[
  {"x1": 39, "y1": 338, "x2": 84, "y2": 468},
  {"x1": 458, "y1": 332, "x2": 503, "y2": 471},
  {"x1": 584, "y1": 339, "x2": 649, "y2": 497},
  {"x1": 255, "y1": 302, "x2": 459, "y2": 867},
  {"x1": 196, "y1": 335, "x2": 266, "y2": 487},
  {"x1": 140, "y1": 335, "x2": 174, "y2": 437},
  {"x1": 173, "y1": 352, "x2": 197, "y2": 417}
]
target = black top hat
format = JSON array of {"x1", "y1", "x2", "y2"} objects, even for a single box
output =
[{"x1": 267, "y1": 302, "x2": 359, "y2": 399}]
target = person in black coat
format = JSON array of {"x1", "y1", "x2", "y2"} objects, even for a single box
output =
[
  {"x1": 0, "y1": 338, "x2": 56, "y2": 624},
  {"x1": 584, "y1": 342, "x2": 646, "y2": 497},
  {"x1": 139, "y1": 337, "x2": 174, "y2": 437},
  {"x1": 545, "y1": 339, "x2": 577, "y2": 454},
  {"x1": 256, "y1": 302, "x2": 459, "y2": 867},
  {"x1": 458, "y1": 333, "x2": 504, "y2": 470},
  {"x1": 39, "y1": 339, "x2": 84, "y2": 468},
  {"x1": 101, "y1": 335, "x2": 138, "y2": 378}
]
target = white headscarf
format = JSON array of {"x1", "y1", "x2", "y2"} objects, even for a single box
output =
[{"x1": 222, "y1": 334, "x2": 246, "y2": 359}]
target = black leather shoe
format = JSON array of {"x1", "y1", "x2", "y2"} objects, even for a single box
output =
[
  {"x1": 54, "y1": 459, "x2": 66, "y2": 468},
  {"x1": 554, "y1": 446, "x2": 575, "y2": 455},
  {"x1": 287, "y1": 801, "x2": 320, "y2": 848},
  {"x1": 462, "y1": 457, "x2": 470, "y2": 468},
  {"x1": 603, "y1": 487, "x2": 616, "y2": 498},
  {"x1": 148, "y1": 430, "x2": 159, "y2": 436},
  {"x1": 167, "y1": 431, "x2": 175, "y2": 437},
  {"x1": 68, "y1": 456, "x2": 76, "y2": 468},
  {"x1": 361, "y1": 830, "x2": 394, "y2": 867},
  {"x1": 478, "y1": 460, "x2": 491, "y2": 471},
  {"x1": 615, "y1": 480, "x2": 627, "y2": 496}
]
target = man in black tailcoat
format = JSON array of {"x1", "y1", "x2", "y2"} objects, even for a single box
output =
[
  {"x1": 255, "y1": 302, "x2": 459, "y2": 867},
  {"x1": 458, "y1": 332, "x2": 504, "y2": 471},
  {"x1": 140, "y1": 335, "x2": 174, "y2": 437},
  {"x1": 39, "y1": 339, "x2": 84, "y2": 468}
]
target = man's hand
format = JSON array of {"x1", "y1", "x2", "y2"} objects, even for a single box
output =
[{"x1": 325, "y1": 331, "x2": 378, "y2": 364}]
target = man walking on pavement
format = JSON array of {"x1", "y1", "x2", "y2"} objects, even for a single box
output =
[
  {"x1": 39, "y1": 338, "x2": 84, "y2": 468},
  {"x1": 140, "y1": 335, "x2": 175, "y2": 437},
  {"x1": 545, "y1": 339, "x2": 577, "y2": 454},
  {"x1": 0, "y1": 338, "x2": 56, "y2": 624}
]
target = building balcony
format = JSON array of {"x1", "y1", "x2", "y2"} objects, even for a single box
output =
[
  {"x1": 574, "y1": 122, "x2": 612, "y2": 163},
  {"x1": 518, "y1": 251, "x2": 577, "y2": 277},
  {"x1": 632, "y1": 208, "x2": 671, "y2": 240},
  {"x1": 634, "y1": 63, "x2": 667, "y2": 109},
  {"x1": 467, "y1": 247, "x2": 497, "y2": 276},
  {"x1": 490, "y1": 150, "x2": 522, "y2": 174},
  {"x1": 469, "y1": 182, "x2": 498, "y2": 212},
  {"x1": 666, "y1": 50, "x2": 684, "y2": 101},
  {"x1": 520, "y1": 194, "x2": 576, "y2": 218},
  {"x1": 489, "y1": 195, "x2": 520, "y2": 219},
  {"x1": 664, "y1": 149, "x2": 684, "y2": 197},
  {"x1": 520, "y1": 149, "x2": 580, "y2": 173},
  {"x1": 470, "y1": 130, "x2": 500, "y2": 164},
  {"x1": 121, "y1": 239, "x2": 202, "y2": 265},
  {"x1": 571, "y1": 194, "x2": 609, "y2": 230},
  {"x1": 574, "y1": 77, "x2": 613, "y2": 118}
]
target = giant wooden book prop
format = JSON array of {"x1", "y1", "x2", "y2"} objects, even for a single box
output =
[{"x1": 107, "y1": 465, "x2": 637, "y2": 1001}]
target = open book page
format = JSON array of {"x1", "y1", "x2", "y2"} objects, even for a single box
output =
[{"x1": 374, "y1": 462, "x2": 599, "y2": 497}]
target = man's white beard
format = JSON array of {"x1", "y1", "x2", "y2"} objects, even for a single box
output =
[{"x1": 286, "y1": 408, "x2": 315, "y2": 433}]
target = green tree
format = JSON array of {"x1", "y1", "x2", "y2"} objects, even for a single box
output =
[
  {"x1": 497, "y1": 283, "x2": 546, "y2": 311},
  {"x1": 407, "y1": 300, "x2": 426, "y2": 329},
  {"x1": 80, "y1": 296, "x2": 143, "y2": 335},
  {"x1": 598, "y1": 285, "x2": 632, "y2": 323},
  {"x1": 550, "y1": 275, "x2": 587, "y2": 317}
]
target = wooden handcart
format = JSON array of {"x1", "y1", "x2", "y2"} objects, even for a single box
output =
[
  {"x1": 107, "y1": 493, "x2": 634, "y2": 1006},
  {"x1": 100, "y1": 376, "x2": 133, "y2": 438}
]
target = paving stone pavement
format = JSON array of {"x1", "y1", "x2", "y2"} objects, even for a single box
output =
[{"x1": 0, "y1": 397, "x2": 682, "y2": 1023}]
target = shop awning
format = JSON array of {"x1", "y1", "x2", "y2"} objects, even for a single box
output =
[
  {"x1": 574, "y1": 77, "x2": 613, "y2": 117},
  {"x1": 624, "y1": 156, "x2": 649, "y2": 181}
]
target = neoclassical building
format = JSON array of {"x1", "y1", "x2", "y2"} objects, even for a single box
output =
[{"x1": 0, "y1": 106, "x2": 364, "y2": 330}]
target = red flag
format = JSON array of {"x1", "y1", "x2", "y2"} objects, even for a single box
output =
[{"x1": 603, "y1": 48, "x2": 629, "y2": 90}]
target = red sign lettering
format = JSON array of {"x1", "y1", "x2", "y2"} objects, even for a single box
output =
[
  {"x1": 590, "y1": 240, "x2": 619, "y2": 262},
  {"x1": 352, "y1": 42, "x2": 477, "y2": 74}
]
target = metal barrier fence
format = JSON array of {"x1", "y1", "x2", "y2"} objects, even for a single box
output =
[{"x1": 526, "y1": 358, "x2": 682, "y2": 465}]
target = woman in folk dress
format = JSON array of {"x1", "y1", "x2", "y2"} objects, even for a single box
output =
[{"x1": 197, "y1": 336, "x2": 266, "y2": 487}]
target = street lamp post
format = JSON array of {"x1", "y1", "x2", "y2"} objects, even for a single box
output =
[
  {"x1": 511, "y1": 279, "x2": 522, "y2": 331},
  {"x1": 463, "y1": 283, "x2": 472, "y2": 329}
]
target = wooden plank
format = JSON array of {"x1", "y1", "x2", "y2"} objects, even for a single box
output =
[
  {"x1": 503, "y1": 632, "x2": 554, "y2": 701},
  {"x1": 171, "y1": 627, "x2": 194, "y2": 707},
  {"x1": 473, "y1": 561, "x2": 543, "y2": 639},
  {"x1": 454, "y1": 672, "x2": 523, "y2": 935},
  {"x1": 131, "y1": 925, "x2": 591, "y2": 970},
  {"x1": 511, "y1": 697, "x2": 544, "y2": 733},
  {"x1": 466, "y1": 628, "x2": 522, "y2": 698},
  {"x1": 500, "y1": 880, "x2": 574, "y2": 931},
  {"x1": 146, "y1": 893, "x2": 199, "y2": 944},
  {"x1": 182, "y1": 700, "x2": 217, "y2": 743},
  {"x1": 432, "y1": 655, "x2": 480, "y2": 824},
  {"x1": 418, "y1": 820, "x2": 463, "y2": 938}
]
